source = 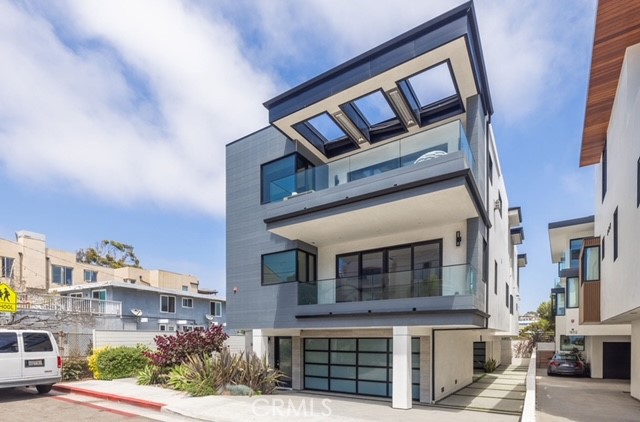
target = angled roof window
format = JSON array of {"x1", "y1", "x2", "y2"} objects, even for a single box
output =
[
  {"x1": 293, "y1": 112, "x2": 358, "y2": 158},
  {"x1": 340, "y1": 90, "x2": 406, "y2": 144},
  {"x1": 398, "y1": 60, "x2": 464, "y2": 127}
]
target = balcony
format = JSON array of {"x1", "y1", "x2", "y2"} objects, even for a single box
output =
[
  {"x1": 298, "y1": 263, "x2": 482, "y2": 310},
  {"x1": 18, "y1": 294, "x2": 122, "y2": 317},
  {"x1": 265, "y1": 121, "x2": 480, "y2": 246},
  {"x1": 271, "y1": 120, "x2": 474, "y2": 201}
]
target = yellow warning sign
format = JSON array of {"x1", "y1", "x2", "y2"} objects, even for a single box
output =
[{"x1": 0, "y1": 283, "x2": 17, "y2": 313}]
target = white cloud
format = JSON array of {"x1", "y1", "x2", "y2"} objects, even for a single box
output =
[
  {"x1": 0, "y1": 0, "x2": 596, "y2": 216},
  {"x1": 0, "y1": 0, "x2": 276, "y2": 216}
]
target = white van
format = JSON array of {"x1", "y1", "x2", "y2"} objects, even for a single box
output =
[{"x1": 0, "y1": 329, "x2": 62, "y2": 393}]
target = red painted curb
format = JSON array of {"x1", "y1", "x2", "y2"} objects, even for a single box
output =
[{"x1": 53, "y1": 384, "x2": 166, "y2": 411}]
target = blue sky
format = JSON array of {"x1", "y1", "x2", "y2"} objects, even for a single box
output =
[{"x1": 0, "y1": 0, "x2": 597, "y2": 312}]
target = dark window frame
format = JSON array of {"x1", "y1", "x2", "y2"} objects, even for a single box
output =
[
  {"x1": 261, "y1": 249, "x2": 317, "y2": 286},
  {"x1": 582, "y1": 245, "x2": 601, "y2": 282},
  {"x1": 566, "y1": 277, "x2": 580, "y2": 308},
  {"x1": 488, "y1": 153, "x2": 493, "y2": 185},
  {"x1": 569, "y1": 238, "x2": 584, "y2": 269},
  {"x1": 509, "y1": 294, "x2": 514, "y2": 315},
  {"x1": 260, "y1": 153, "x2": 315, "y2": 204},
  {"x1": 505, "y1": 282, "x2": 509, "y2": 308}
]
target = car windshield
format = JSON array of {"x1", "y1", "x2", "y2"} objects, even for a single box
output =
[{"x1": 556, "y1": 354, "x2": 578, "y2": 361}]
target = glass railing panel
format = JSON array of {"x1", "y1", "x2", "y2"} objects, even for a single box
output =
[
  {"x1": 298, "y1": 263, "x2": 478, "y2": 306},
  {"x1": 270, "y1": 120, "x2": 476, "y2": 202}
]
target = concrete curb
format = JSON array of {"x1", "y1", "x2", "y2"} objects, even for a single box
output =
[
  {"x1": 52, "y1": 384, "x2": 166, "y2": 411},
  {"x1": 520, "y1": 349, "x2": 537, "y2": 422}
]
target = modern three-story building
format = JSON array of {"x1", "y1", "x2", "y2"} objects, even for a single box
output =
[
  {"x1": 226, "y1": 2, "x2": 525, "y2": 408},
  {"x1": 577, "y1": 0, "x2": 640, "y2": 399}
]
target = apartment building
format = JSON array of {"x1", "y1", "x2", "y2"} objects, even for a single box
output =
[
  {"x1": 226, "y1": 2, "x2": 525, "y2": 408},
  {"x1": 578, "y1": 0, "x2": 640, "y2": 399},
  {"x1": 0, "y1": 231, "x2": 200, "y2": 293},
  {"x1": 548, "y1": 216, "x2": 630, "y2": 378},
  {"x1": 51, "y1": 281, "x2": 226, "y2": 332}
]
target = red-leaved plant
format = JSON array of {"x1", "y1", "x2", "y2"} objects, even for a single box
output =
[{"x1": 145, "y1": 326, "x2": 229, "y2": 368}]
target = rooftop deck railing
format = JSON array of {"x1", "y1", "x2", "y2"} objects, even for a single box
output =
[
  {"x1": 271, "y1": 120, "x2": 475, "y2": 202},
  {"x1": 18, "y1": 294, "x2": 122, "y2": 316}
]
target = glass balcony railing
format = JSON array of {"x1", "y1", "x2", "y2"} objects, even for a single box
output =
[
  {"x1": 271, "y1": 120, "x2": 475, "y2": 201},
  {"x1": 298, "y1": 263, "x2": 477, "y2": 306}
]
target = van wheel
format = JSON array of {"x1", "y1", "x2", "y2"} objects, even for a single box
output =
[{"x1": 36, "y1": 384, "x2": 52, "y2": 394}]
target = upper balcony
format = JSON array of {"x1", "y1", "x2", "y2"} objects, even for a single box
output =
[
  {"x1": 264, "y1": 120, "x2": 481, "y2": 246},
  {"x1": 295, "y1": 263, "x2": 486, "y2": 325}
]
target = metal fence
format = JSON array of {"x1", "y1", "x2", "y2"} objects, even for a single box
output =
[{"x1": 52, "y1": 332, "x2": 93, "y2": 358}]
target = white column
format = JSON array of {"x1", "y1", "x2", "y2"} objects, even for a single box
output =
[
  {"x1": 392, "y1": 326, "x2": 412, "y2": 409},
  {"x1": 252, "y1": 329, "x2": 269, "y2": 359}
]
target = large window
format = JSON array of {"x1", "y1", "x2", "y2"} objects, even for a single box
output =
[
  {"x1": 336, "y1": 240, "x2": 441, "y2": 302},
  {"x1": 566, "y1": 277, "x2": 580, "y2": 308},
  {"x1": 1, "y1": 256, "x2": 14, "y2": 278},
  {"x1": 560, "y1": 335, "x2": 585, "y2": 352},
  {"x1": 160, "y1": 295, "x2": 176, "y2": 313},
  {"x1": 261, "y1": 154, "x2": 315, "y2": 204},
  {"x1": 52, "y1": 265, "x2": 73, "y2": 285},
  {"x1": 262, "y1": 249, "x2": 316, "y2": 285},
  {"x1": 583, "y1": 246, "x2": 600, "y2": 281}
]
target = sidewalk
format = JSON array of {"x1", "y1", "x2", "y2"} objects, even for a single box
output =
[{"x1": 53, "y1": 379, "x2": 520, "y2": 421}]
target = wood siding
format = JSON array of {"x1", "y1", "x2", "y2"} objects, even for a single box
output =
[
  {"x1": 580, "y1": 0, "x2": 640, "y2": 166},
  {"x1": 581, "y1": 281, "x2": 601, "y2": 324}
]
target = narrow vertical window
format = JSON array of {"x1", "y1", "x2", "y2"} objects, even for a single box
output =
[
  {"x1": 601, "y1": 237, "x2": 605, "y2": 261},
  {"x1": 488, "y1": 154, "x2": 493, "y2": 184},
  {"x1": 601, "y1": 147, "x2": 607, "y2": 201},
  {"x1": 505, "y1": 282, "x2": 509, "y2": 308},
  {"x1": 494, "y1": 260, "x2": 498, "y2": 294},
  {"x1": 637, "y1": 157, "x2": 640, "y2": 207},
  {"x1": 482, "y1": 239, "x2": 488, "y2": 283},
  {"x1": 613, "y1": 207, "x2": 618, "y2": 261}
]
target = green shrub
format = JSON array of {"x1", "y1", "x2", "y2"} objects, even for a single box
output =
[
  {"x1": 62, "y1": 358, "x2": 91, "y2": 381},
  {"x1": 89, "y1": 345, "x2": 149, "y2": 380},
  {"x1": 484, "y1": 358, "x2": 498, "y2": 373},
  {"x1": 168, "y1": 354, "x2": 216, "y2": 396},
  {"x1": 166, "y1": 348, "x2": 285, "y2": 397},
  {"x1": 137, "y1": 364, "x2": 169, "y2": 385}
]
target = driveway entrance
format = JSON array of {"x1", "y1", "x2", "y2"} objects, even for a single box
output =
[{"x1": 536, "y1": 368, "x2": 640, "y2": 421}]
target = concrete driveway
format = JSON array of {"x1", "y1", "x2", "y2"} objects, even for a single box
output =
[
  {"x1": 435, "y1": 365, "x2": 527, "y2": 416},
  {"x1": 536, "y1": 368, "x2": 640, "y2": 421}
]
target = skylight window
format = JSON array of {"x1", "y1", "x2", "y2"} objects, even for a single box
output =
[
  {"x1": 306, "y1": 113, "x2": 347, "y2": 144},
  {"x1": 352, "y1": 91, "x2": 397, "y2": 127},
  {"x1": 340, "y1": 90, "x2": 406, "y2": 144},
  {"x1": 398, "y1": 60, "x2": 462, "y2": 127},
  {"x1": 407, "y1": 62, "x2": 456, "y2": 107},
  {"x1": 293, "y1": 112, "x2": 358, "y2": 158}
]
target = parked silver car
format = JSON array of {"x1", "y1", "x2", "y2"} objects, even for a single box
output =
[{"x1": 547, "y1": 352, "x2": 586, "y2": 376}]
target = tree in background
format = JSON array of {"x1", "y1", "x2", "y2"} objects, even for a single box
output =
[
  {"x1": 520, "y1": 300, "x2": 554, "y2": 342},
  {"x1": 514, "y1": 300, "x2": 555, "y2": 357},
  {"x1": 76, "y1": 240, "x2": 141, "y2": 269}
]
